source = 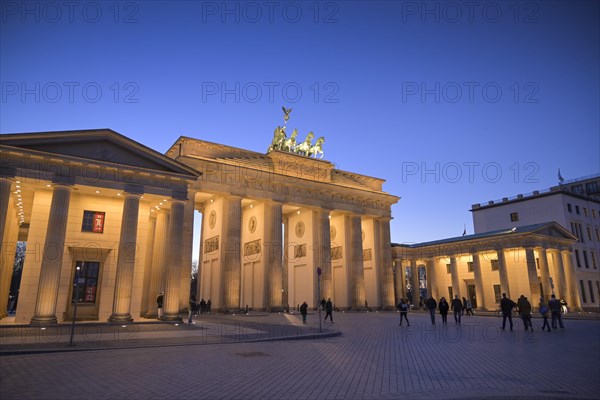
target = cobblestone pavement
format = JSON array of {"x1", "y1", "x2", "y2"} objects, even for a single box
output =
[{"x1": 0, "y1": 312, "x2": 599, "y2": 400}]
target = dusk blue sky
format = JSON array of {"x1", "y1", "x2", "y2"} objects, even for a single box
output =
[{"x1": 2, "y1": 1, "x2": 599, "y2": 256}]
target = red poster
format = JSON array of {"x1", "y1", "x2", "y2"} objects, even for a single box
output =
[
  {"x1": 93, "y1": 212, "x2": 105, "y2": 233},
  {"x1": 85, "y1": 286, "x2": 96, "y2": 302}
]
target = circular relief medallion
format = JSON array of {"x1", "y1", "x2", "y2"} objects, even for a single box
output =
[
  {"x1": 209, "y1": 210, "x2": 217, "y2": 229},
  {"x1": 248, "y1": 216, "x2": 257, "y2": 233},
  {"x1": 295, "y1": 221, "x2": 305, "y2": 238},
  {"x1": 362, "y1": 230, "x2": 365, "y2": 242},
  {"x1": 330, "y1": 226, "x2": 337, "y2": 241}
]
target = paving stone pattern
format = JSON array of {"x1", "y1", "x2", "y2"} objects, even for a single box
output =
[{"x1": 0, "y1": 312, "x2": 599, "y2": 400}]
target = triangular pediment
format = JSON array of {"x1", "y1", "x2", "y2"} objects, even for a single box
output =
[
  {"x1": 0, "y1": 129, "x2": 199, "y2": 177},
  {"x1": 531, "y1": 222, "x2": 578, "y2": 240}
]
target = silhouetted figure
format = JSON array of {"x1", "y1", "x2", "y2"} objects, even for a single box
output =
[
  {"x1": 300, "y1": 301, "x2": 308, "y2": 324},
  {"x1": 398, "y1": 298, "x2": 410, "y2": 326},
  {"x1": 438, "y1": 297, "x2": 449, "y2": 324},
  {"x1": 539, "y1": 297, "x2": 551, "y2": 332},
  {"x1": 548, "y1": 294, "x2": 564, "y2": 329},
  {"x1": 517, "y1": 295, "x2": 533, "y2": 331},
  {"x1": 325, "y1": 298, "x2": 333, "y2": 322},
  {"x1": 500, "y1": 293, "x2": 516, "y2": 331},
  {"x1": 451, "y1": 295, "x2": 463, "y2": 324},
  {"x1": 426, "y1": 296, "x2": 437, "y2": 325}
]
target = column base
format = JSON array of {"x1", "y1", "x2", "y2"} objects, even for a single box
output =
[
  {"x1": 160, "y1": 314, "x2": 182, "y2": 322},
  {"x1": 108, "y1": 314, "x2": 134, "y2": 323},
  {"x1": 143, "y1": 313, "x2": 158, "y2": 319},
  {"x1": 30, "y1": 315, "x2": 58, "y2": 326}
]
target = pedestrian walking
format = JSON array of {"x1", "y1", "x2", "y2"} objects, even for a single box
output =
[
  {"x1": 398, "y1": 298, "x2": 410, "y2": 326},
  {"x1": 324, "y1": 298, "x2": 334, "y2": 322},
  {"x1": 451, "y1": 295, "x2": 463, "y2": 324},
  {"x1": 465, "y1": 298, "x2": 474, "y2": 316},
  {"x1": 188, "y1": 294, "x2": 197, "y2": 323},
  {"x1": 438, "y1": 297, "x2": 449, "y2": 324},
  {"x1": 539, "y1": 297, "x2": 551, "y2": 332},
  {"x1": 300, "y1": 301, "x2": 308, "y2": 324},
  {"x1": 207, "y1": 299, "x2": 212, "y2": 313},
  {"x1": 321, "y1": 298, "x2": 326, "y2": 311},
  {"x1": 548, "y1": 294, "x2": 565, "y2": 329},
  {"x1": 517, "y1": 295, "x2": 533, "y2": 331},
  {"x1": 461, "y1": 297, "x2": 468, "y2": 316},
  {"x1": 500, "y1": 293, "x2": 516, "y2": 331},
  {"x1": 426, "y1": 296, "x2": 437, "y2": 325},
  {"x1": 156, "y1": 291, "x2": 164, "y2": 318}
]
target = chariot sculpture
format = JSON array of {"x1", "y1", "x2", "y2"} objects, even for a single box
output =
[{"x1": 267, "y1": 107, "x2": 325, "y2": 159}]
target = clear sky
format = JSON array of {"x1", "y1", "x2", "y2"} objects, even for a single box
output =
[{"x1": 2, "y1": 1, "x2": 599, "y2": 253}]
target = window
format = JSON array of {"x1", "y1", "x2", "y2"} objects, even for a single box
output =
[
  {"x1": 490, "y1": 259, "x2": 499, "y2": 271},
  {"x1": 72, "y1": 261, "x2": 100, "y2": 303},
  {"x1": 446, "y1": 264, "x2": 451, "y2": 274},
  {"x1": 82, "y1": 211, "x2": 105, "y2": 233},
  {"x1": 575, "y1": 205, "x2": 580, "y2": 214},
  {"x1": 448, "y1": 287, "x2": 453, "y2": 300},
  {"x1": 572, "y1": 184, "x2": 584, "y2": 194},
  {"x1": 493, "y1": 285, "x2": 502, "y2": 303},
  {"x1": 567, "y1": 203, "x2": 572, "y2": 213},
  {"x1": 587, "y1": 227, "x2": 592, "y2": 241},
  {"x1": 586, "y1": 181, "x2": 599, "y2": 194},
  {"x1": 584, "y1": 208, "x2": 588, "y2": 216},
  {"x1": 596, "y1": 229, "x2": 600, "y2": 241},
  {"x1": 510, "y1": 212, "x2": 519, "y2": 222},
  {"x1": 583, "y1": 251, "x2": 589, "y2": 268},
  {"x1": 589, "y1": 281, "x2": 596, "y2": 304},
  {"x1": 592, "y1": 252, "x2": 597, "y2": 269},
  {"x1": 575, "y1": 250, "x2": 581, "y2": 268},
  {"x1": 580, "y1": 280, "x2": 587, "y2": 303},
  {"x1": 593, "y1": 209, "x2": 597, "y2": 218},
  {"x1": 467, "y1": 261, "x2": 474, "y2": 272}
]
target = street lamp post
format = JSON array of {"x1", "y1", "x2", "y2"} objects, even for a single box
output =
[
  {"x1": 317, "y1": 267, "x2": 322, "y2": 333},
  {"x1": 69, "y1": 265, "x2": 81, "y2": 347}
]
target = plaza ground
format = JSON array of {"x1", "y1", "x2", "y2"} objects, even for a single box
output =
[{"x1": 0, "y1": 311, "x2": 599, "y2": 400}]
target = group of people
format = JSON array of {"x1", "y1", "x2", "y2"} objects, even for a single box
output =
[
  {"x1": 186, "y1": 295, "x2": 212, "y2": 323},
  {"x1": 397, "y1": 293, "x2": 567, "y2": 331},
  {"x1": 500, "y1": 293, "x2": 565, "y2": 332},
  {"x1": 298, "y1": 298, "x2": 334, "y2": 324}
]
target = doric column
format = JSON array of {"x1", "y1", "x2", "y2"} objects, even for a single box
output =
[
  {"x1": 347, "y1": 215, "x2": 365, "y2": 309},
  {"x1": 379, "y1": 217, "x2": 394, "y2": 308},
  {"x1": 426, "y1": 258, "x2": 438, "y2": 300},
  {"x1": 0, "y1": 177, "x2": 15, "y2": 319},
  {"x1": 537, "y1": 247, "x2": 552, "y2": 300},
  {"x1": 0, "y1": 177, "x2": 13, "y2": 257},
  {"x1": 562, "y1": 250, "x2": 582, "y2": 310},
  {"x1": 31, "y1": 183, "x2": 73, "y2": 325},
  {"x1": 161, "y1": 198, "x2": 187, "y2": 321},
  {"x1": 264, "y1": 201, "x2": 283, "y2": 310},
  {"x1": 497, "y1": 249, "x2": 510, "y2": 298},
  {"x1": 196, "y1": 206, "x2": 205, "y2": 301},
  {"x1": 314, "y1": 208, "x2": 332, "y2": 302},
  {"x1": 140, "y1": 213, "x2": 157, "y2": 316},
  {"x1": 282, "y1": 215, "x2": 289, "y2": 310},
  {"x1": 109, "y1": 189, "x2": 142, "y2": 323},
  {"x1": 399, "y1": 261, "x2": 407, "y2": 300},
  {"x1": 221, "y1": 196, "x2": 242, "y2": 311},
  {"x1": 472, "y1": 252, "x2": 486, "y2": 310},
  {"x1": 449, "y1": 256, "x2": 460, "y2": 299},
  {"x1": 145, "y1": 209, "x2": 169, "y2": 318},
  {"x1": 410, "y1": 259, "x2": 420, "y2": 303},
  {"x1": 552, "y1": 249, "x2": 568, "y2": 300},
  {"x1": 525, "y1": 247, "x2": 541, "y2": 305},
  {"x1": 179, "y1": 192, "x2": 195, "y2": 311}
]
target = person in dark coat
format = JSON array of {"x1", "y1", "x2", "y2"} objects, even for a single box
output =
[
  {"x1": 426, "y1": 296, "x2": 437, "y2": 325},
  {"x1": 325, "y1": 298, "x2": 334, "y2": 322},
  {"x1": 300, "y1": 301, "x2": 308, "y2": 324},
  {"x1": 461, "y1": 297, "x2": 468, "y2": 316},
  {"x1": 157, "y1": 291, "x2": 164, "y2": 318},
  {"x1": 500, "y1": 293, "x2": 516, "y2": 331},
  {"x1": 451, "y1": 295, "x2": 463, "y2": 324},
  {"x1": 398, "y1": 298, "x2": 410, "y2": 326},
  {"x1": 321, "y1": 298, "x2": 326, "y2": 311},
  {"x1": 517, "y1": 295, "x2": 533, "y2": 331},
  {"x1": 438, "y1": 297, "x2": 449, "y2": 324},
  {"x1": 548, "y1": 294, "x2": 564, "y2": 329}
]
